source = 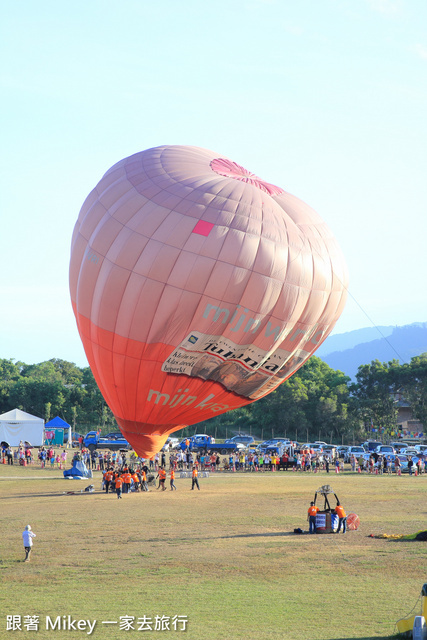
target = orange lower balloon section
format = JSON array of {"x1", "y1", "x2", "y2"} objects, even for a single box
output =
[
  {"x1": 117, "y1": 420, "x2": 186, "y2": 458},
  {"x1": 73, "y1": 307, "x2": 251, "y2": 457}
]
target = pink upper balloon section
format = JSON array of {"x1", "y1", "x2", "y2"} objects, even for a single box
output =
[{"x1": 69, "y1": 145, "x2": 348, "y2": 456}]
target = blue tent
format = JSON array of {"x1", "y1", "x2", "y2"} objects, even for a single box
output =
[
  {"x1": 63, "y1": 459, "x2": 93, "y2": 479},
  {"x1": 45, "y1": 416, "x2": 72, "y2": 446},
  {"x1": 45, "y1": 416, "x2": 70, "y2": 429}
]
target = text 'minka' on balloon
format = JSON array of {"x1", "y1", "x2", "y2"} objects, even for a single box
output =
[{"x1": 70, "y1": 146, "x2": 348, "y2": 456}]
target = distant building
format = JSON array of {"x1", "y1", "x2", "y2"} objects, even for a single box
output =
[{"x1": 394, "y1": 391, "x2": 424, "y2": 438}]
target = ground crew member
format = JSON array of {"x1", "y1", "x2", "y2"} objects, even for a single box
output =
[
  {"x1": 335, "y1": 502, "x2": 347, "y2": 533},
  {"x1": 307, "y1": 501, "x2": 319, "y2": 534},
  {"x1": 170, "y1": 468, "x2": 177, "y2": 491},
  {"x1": 132, "y1": 471, "x2": 139, "y2": 491},
  {"x1": 157, "y1": 466, "x2": 167, "y2": 491},
  {"x1": 122, "y1": 470, "x2": 132, "y2": 493},
  {"x1": 115, "y1": 474, "x2": 123, "y2": 499},
  {"x1": 104, "y1": 469, "x2": 113, "y2": 493},
  {"x1": 191, "y1": 465, "x2": 200, "y2": 490},
  {"x1": 141, "y1": 469, "x2": 148, "y2": 491}
]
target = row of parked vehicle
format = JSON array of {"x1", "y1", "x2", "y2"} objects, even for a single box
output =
[{"x1": 339, "y1": 441, "x2": 427, "y2": 462}]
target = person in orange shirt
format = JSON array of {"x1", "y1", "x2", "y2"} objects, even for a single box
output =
[
  {"x1": 334, "y1": 502, "x2": 347, "y2": 533},
  {"x1": 140, "y1": 468, "x2": 148, "y2": 492},
  {"x1": 104, "y1": 469, "x2": 113, "y2": 493},
  {"x1": 191, "y1": 465, "x2": 200, "y2": 490},
  {"x1": 132, "y1": 471, "x2": 139, "y2": 491},
  {"x1": 307, "y1": 501, "x2": 319, "y2": 534},
  {"x1": 169, "y1": 468, "x2": 177, "y2": 491},
  {"x1": 122, "y1": 471, "x2": 132, "y2": 494},
  {"x1": 115, "y1": 474, "x2": 123, "y2": 499},
  {"x1": 157, "y1": 466, "x2": 167, "y2": 491}
]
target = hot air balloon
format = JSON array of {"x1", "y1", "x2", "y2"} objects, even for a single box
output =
[{"x1": 70, "y1": 145, "x2": 347, "y2": 457}]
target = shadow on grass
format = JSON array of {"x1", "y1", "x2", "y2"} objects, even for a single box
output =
[
  {"x1": 220, "y1": 531, "x2": 297, "y2": 539},
  {"x1": 0, "y1": 491, "x2": 99, "y2": 499},
  {"x1": 146, "y1": 531, "x2": 302, "y2": 543}
]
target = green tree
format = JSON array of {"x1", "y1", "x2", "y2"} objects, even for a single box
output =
[
  {"x1": 351, "y1": 359, "x2": 401, "y2": 436},
  {"x1": 0, "y1": 359, "x2": 22, "y2": 412},
  {"x1": 400, "y1": 354, "x2": 427, "y2": 427}
]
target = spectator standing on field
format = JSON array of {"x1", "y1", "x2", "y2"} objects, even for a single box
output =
[
  {"x1": 22, "y1": 525, "x2": 36, "y2": 562},
  {"x1": 6, "y1": 447, "x2": 13, "y2": 465}
]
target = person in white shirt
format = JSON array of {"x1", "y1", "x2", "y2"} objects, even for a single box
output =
[{"x1": 22, "y1": 525, "x2": 36, "y2": 562}]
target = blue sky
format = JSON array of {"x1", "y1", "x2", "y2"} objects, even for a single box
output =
[{"x1": 1, "y1": 0, "x2": 426, "y2": 368}]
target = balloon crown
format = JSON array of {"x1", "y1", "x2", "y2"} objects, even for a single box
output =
[{"x1": 210, "y1": 157, "x2": 284, "y2": 196}]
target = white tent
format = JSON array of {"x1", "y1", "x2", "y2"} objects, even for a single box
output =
[{"x1": 0, "y1": 409, "x2": 45, "y2": 446}]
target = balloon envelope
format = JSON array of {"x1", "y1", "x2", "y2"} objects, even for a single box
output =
[{"x1": 70, "y1": 145, "x2": 348, "y2": 456}]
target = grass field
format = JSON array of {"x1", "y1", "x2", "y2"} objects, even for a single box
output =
[{"x1": 0, "y1": 463, "x2": 426, "y2": 640}]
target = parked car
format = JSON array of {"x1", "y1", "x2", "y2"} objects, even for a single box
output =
[
  {"x1": 362, "y1": 440, "x2": 382, "y2": 452},
  {"x1": 375, "y1": 445, "x2": 396, "y2": 456},
  {"x1": 311, "y1": 445, "x2": 324, "y2": 453},
  {"x1": 337, "y1": 445, "x2": 350, "y2": 458},
  {"x1": 323, "y1": 444, "x2": 337, "y2": 458},
  {"x1": 63, "y1": 431, "x2": 83, "y2": 444},
  {"x1": 223, "y1": 440, "x2": 246, "y2": 450},
  {"x1": 414, "y1": 444, "x2": 427, "y2": 454},
  {"x1": 83, "y1": 431, "x2": 132, "y2": 452},
  {"x1": 389, "y1": 441, "x2": 408, "y2": 452},
  {"x1": 400, "y1": 447, "x2": 419, "y2": 457},
  {"x1": 344, "y1": 446, "x2": 366, "y2": 462},
  {"x1": 227, "y1": 435, "x2": 255, "y2": 446},
  {"x1": 161, "y1": 437, "x2": 180, "y2": 451}
]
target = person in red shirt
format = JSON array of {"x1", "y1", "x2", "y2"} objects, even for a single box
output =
[
  {"x1": 307, "y1": 502, "x2": 319, "y2": 534},
  {"x1": 170, "y1": 468, "x2": 177, "y2": 491}
]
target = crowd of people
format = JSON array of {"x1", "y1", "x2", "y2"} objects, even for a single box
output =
[
  {"x1": 0, "y1": 443, "x2": 68, "y2": 468},
  {"x1": 69, "y1": 448, "x2": 200, "y2": 497},
  {"x1": 2, "y1": 442, "x2": 425, "y2": 477}
]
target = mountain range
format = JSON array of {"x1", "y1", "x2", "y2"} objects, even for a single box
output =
[{"x1": 316, "y1": 322, "x2": 427, "y2": 379}]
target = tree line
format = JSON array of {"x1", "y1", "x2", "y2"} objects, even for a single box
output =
[{"x1": 0, "y1": 354, "x2": 426, "y2": 443}]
